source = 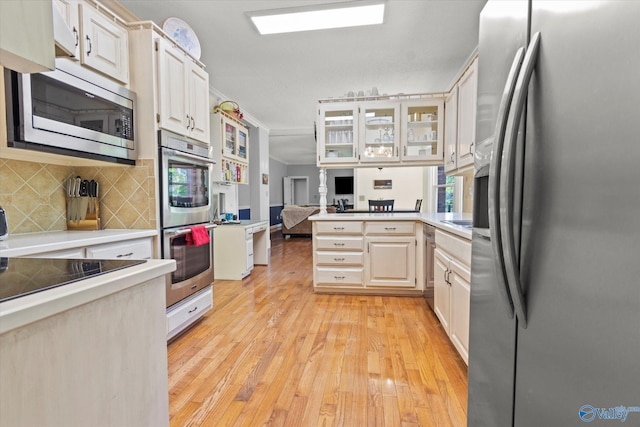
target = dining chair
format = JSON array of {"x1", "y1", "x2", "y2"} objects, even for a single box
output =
[{"x1": 369, "y1": 199, "x2": 394, "y2": 212}]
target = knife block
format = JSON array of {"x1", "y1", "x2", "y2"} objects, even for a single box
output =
[{"x1": 67, "y1": 198, "x2": 101, "y2": 231}]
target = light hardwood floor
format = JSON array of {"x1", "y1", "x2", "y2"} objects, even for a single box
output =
[{"x1": 168, "y1": 232, "x2": 468, "y2": 426}]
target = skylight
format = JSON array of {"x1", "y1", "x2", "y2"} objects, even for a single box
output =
[{"x1": 248, "y1": 1, "x2": 386, "y2": 35}]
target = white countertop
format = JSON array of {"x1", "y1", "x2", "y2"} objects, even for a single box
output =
[
  {"x1": 216, "y1": 219, "x2": 269, "y2": 229},
  {"x1": 0, "y1": 229, "x2": 158, "y2": 257},
  {"x1": 309, "y1": 211, "x2": 472, "y2": 239},
  {"x1": 0, "y1": 258, "x2": 175, "y2": 334}
]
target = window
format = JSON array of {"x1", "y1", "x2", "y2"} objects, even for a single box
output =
[{"x1": 427, "y1": 166, "x2": 462, "y2": 213}]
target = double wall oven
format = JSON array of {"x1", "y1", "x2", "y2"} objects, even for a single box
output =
[{"x1": 159, "y1": 131, "x2": 216, "y2": 329}]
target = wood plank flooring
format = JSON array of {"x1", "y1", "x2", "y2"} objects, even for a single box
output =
[{"x1": 167, "y1": 232, "x2": 468, "y2": 426}]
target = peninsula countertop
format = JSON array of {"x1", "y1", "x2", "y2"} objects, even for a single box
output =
[{"x1": 309, "y1": 211, "x2": 472, "y2": 240}]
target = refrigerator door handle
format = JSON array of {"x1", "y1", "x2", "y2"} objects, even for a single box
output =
[
  {"x1": 488, "y1": 46, "x2": 527, "y2": 318},
  {"x1": 499, "y1": 32, "x2": 542, "y2": 329}
]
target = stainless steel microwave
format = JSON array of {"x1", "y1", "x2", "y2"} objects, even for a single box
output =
[{"x1": 4, "y1": 59, "x2": 137, "y2": 164}]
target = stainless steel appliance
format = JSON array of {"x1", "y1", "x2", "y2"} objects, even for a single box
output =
[
  {"x1": 469, "y1": 2, "x2": 640, "y2": 426},
  {"x1": 423, "y1": 223, "x2": 435, "y2": 309},
  {"x1": 159, "y1": 130, "x2": 216, "y2": 309},
  {"x1": 4, "y1": 59, "x2": 136, "y2": 164}
]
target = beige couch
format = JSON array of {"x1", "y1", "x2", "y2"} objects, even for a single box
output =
[{"x1": 281, "y1": 206, "x2": 336, "y2": 237}]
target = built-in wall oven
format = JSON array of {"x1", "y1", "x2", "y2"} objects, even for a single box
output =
[{"x1": 159, "y1": 131, "x2": 216, "y2": 338}]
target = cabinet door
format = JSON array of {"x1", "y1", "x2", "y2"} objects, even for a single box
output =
[
  {"x1": 236, "y1": 126, "x2": 249, "y2": 163},
  {"x1": 79, "y1": 4, "x2": 129, "y2": 84},
  {"x1": 456, "y1": 58, "x2": 477, "y2": 170},
  {"x1": 317, "y1": 104, "x2": 359, "y2": 164},
  {"x1": 157, "y1": 39, "x2": 189, "y2": 135},
  {"x1": 188, "y1": 64, "x2": 210, "y2": 144},
  {"x1": 434, "y1": 248, "x2": 451, "y2": 334},
  {"x1": 359, "y1": 101, "x2": 400, "y2": 163},
  {"x1": 85, "y1": 238, "x2": 153, "y2": 260},
  {"x1": 365, "y1": 236, "x2": 416, "y2": 288},
  {"x1": 222, "y1": 116, "x2": 238, "y2": 158},
  {"x1": 401, "y1": 98, "x2": 445, "y2": 162},
  {"x1": 444, "y1": 87, "x2": 458, "y2": 173},
  {"x1": 450, "y1": 266, "x2": 470, "y2": 365},
  {"x1": 54, "y1": 0, "x2": 80, "y2": 59}
]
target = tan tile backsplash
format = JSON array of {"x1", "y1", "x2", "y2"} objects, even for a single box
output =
[{"x1": 0, "y1": 158, "x2": 157, "y2": 235}]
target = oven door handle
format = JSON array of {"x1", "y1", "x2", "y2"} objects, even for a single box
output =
[
  {"x1": 164, "y1": 148, "x2": 217, "y2": 165},
  {"x1": 166, "y1": 223, "x2": 217, "y2": 236}
]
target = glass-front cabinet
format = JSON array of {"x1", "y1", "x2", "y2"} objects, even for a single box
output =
[
  {"x1": 211, "y1": 111, "x2": 249, "y2": 184},
  {"x1": 318, "y1": 104, "x2": 358, "y2": 164},
  {"x1": 317, "y1": 96, "x2": 445, "y2": 167},
  {"x1": 401, "y1": 98, "x2": 444, "y2": 162},
  {"x1": 359, "y1": 101, "x2": 400, "y2": 163}
]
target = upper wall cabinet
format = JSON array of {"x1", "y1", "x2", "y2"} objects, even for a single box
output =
[
  {"x1": 445, "y1": 56, "x2": 477, "y2": 175},
  {"x1": 211, "y1": 110, "x2": 249, "y2": 184},
  {"x1": 54, "y1": 0, "x2": 80, "y2": 59},
  {"x1": 79, "y1": 3, "x2": 129, "y2": 85},
  {"x1": 157, "y1": 37, "x2": 210, "y2": 144},
  {"x1": 317, "y1": 97, "x2": 445, "y2": 168}
]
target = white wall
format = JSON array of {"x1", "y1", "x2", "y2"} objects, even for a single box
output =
[
  {"x1": 269, "y1": 158, "x2": 287, "y2": 206},
  {"x1": 355, "y1": 167, "x2": 425, "y2": 210}
]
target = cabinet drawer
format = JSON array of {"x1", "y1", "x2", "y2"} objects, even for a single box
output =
[
  {"x1": 435, "y1": 229, "x2": 471, "y2": 267},
  {"x1": 316, "y1": 251, "x2": 363, "y2": 266},
  {"x1": 24, "y1": 247, "x2": 86, "y2": 259},
  {"x1": 315, "y1": 221, "x2": 363, "y2": 235},
  {"x1": 85, "y1": 238, "x2": 153, "y2": 260},
  {"x1": 315, "y1": 236, "x2": 364, "y2": 251},
  {"x1": 315, "y1": 267, "x2": 363, "y2": 286},
  {"x1": 167, "y1": 286, "x2": 213, "y2": 340},
  {"x1": 366, "y1": 221, "x2": 415, "y2": 235}
]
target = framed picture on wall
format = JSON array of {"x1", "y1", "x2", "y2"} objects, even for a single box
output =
[
  {"x1": 262, "y1": 174, "x2": 269, "y2": 184},
  {"x1": 374, "y1": 179, "x2": 392, "y2": 189}
]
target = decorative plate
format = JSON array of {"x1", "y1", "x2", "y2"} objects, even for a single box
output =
[{"x1": 162, "y1": 17, "x2": 201, "y2": 59}]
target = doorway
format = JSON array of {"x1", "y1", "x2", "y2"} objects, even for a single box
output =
[{"x1": 283, "y1": 176, "x2": 309, "y2": 206}]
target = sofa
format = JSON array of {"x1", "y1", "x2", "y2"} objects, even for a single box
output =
[{"x1": 281, "y1": 205, "x2": 336, "y2": 237}]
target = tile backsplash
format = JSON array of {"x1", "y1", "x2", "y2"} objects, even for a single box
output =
[{"x1": 0, "y1": 159, "x2": 157, "y2": 234}]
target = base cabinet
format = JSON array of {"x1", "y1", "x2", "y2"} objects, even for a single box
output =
[
  {"x1": 313, "y1": 220, "x2": 421, "y2": 295},
  {"x1": 434, "y1": 229, "x2": 471, "y2": 364}
]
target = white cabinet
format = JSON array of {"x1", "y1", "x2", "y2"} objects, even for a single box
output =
[
  {"x1": 313, "y1": 220, "x2": 421, "y2": 294},
  {"x1": 401, "y1": 98, "x2": 445, "y2": 162},
  {"x1": 213, "y1": 222, "x2": 268, "y2": 280},
  {"x1": 21, "y1": 237, "x2": 153, "y2": 260},
  {"x1": 157, "y1": 37, "x2": 210, "y2": 144},
  {"x1": 444, "y1": 57, "x2": 477, "y2": 174},
  {"x1": 434, "y1": 229, "x2": 471, "y2": 364},
  {"x1": 211, "y1": 111, "x2": 249, "y2": 183},
  {"x1": 317, "y1": 97, "x2": 445, "y2": 167},
  {"x1": 317, "y1": 103, "x2": 359, "y2": 164},
  {"x1": 359, "y1": 101, "x2": 400, "y2": 163},
  {"x1": 54, "y1": 0, "x2": 80, "y2": 59},
  {"x1": 79, "y1": 3, "x2": 129, "y2": 84},
  {"x1": 85, "y1": 238, "x2": 153, "y2": 259}
]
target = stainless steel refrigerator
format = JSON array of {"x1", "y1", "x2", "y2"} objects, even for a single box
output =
[{"x1": 468, "y1": 1, "x2": 640, "y2": 426}]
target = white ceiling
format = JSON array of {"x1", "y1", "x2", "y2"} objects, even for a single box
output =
[{"x1": 117, "y1": 0, "x2": 487, "y2": 164}]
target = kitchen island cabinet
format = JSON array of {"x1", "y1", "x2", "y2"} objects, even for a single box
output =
[{"x1": 0, "y1": 258, "x2": 175, "y2": 427}]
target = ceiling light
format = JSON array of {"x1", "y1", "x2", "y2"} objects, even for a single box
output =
[{"x1": 248, "y1": 1, "x2": 385, "y2": 35}]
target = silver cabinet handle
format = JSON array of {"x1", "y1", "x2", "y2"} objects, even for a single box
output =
[
  {"x1": 73, "y1": 27, "x2": 79, "y2": 47},
  {"x1": 334, "y1": 257, "x2": 345, "y2": 262},
  {"x1": 469, "y1": 141, "x2": 474, "y2": 155},
  {"x1": 333, "y1": 226, "x2": 344, "y2": 230},
  {"x1": 384, "y1": 227, "x2": 396, "y2": 231},
  {"x1": 116, "y1": 252, "x2": 134, "y2": 258},
  {"x1": 500, "y1": 32, "x2": 541, "y2": 329},
  {"x1": 190, "y1": 116, "x2": 195, "y2": 131},
  {"x1": 188, "y1": 306, "x2": 198, "y2": 313},
  {"x1": 186, "y1": 115, "x2": 191, "y2": 129},
  {"x1": 488, "y1": 45, "x2": 526, "y2": 319},
  {"x1": 333, "y1": 242, "x2": 345, "y2": 247},
  {"x1": 85, "y1": 35, "x2": 92, "y2": 55},
  {"x1": 450, "y1": 152, "x2": 455, "y2": 163},
  {"x1": 334, "y1": 276, "x2": 345, "y2": 280},
  {"x1": 403, "y1": 146, "x2": 407, "y2": 156}
]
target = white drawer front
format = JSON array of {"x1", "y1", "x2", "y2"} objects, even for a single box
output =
[
  {"x1": 316, "y1": 251, "x2": 363, "y2": 266},
  {"x1": 86, "y1": 238, "x2": 153, "y2": 260},
  {"x1": 315, "y1": 221, "x2": 363, "y2": 235},
  {"x1": 315, "y1": 267, "x2": 363, "y2": 286},
  {"x1": 167, "y1": 287, "x2": 213, "y2": 340},
  {"x1": 365, "y1": 221, "x2": 415, "y2": 235},
  {"x1": 315, "y1": 236, "x2": 364, "y2": 251}
]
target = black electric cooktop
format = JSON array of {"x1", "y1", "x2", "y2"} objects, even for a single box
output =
[{"x1": 0, "y1": 258, "x2": 146, "y2": 303}]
